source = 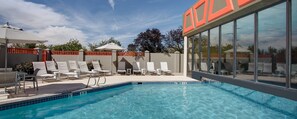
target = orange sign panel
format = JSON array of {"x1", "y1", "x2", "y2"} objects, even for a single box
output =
[
  {"x1": 208, "y1": 0, "x2": 234, "y2": 22},
  {"x1": 192, "y1": 0, "x2": 208, "y2": 28},
  {"x1": 183, "y1": 8, "x2": 195, "y2": 34},
  {"x1": 183, "y1": 0, "x2": 256, "y2": 35},
  {"x1": 238, "y1": 0, "x2": 255, "y2": 8}
]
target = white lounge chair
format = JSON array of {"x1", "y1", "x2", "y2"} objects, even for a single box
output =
[
  {"x1": 57, "y1": 62, "x2": 79, "y2": 79},
  {"x1": 77, "y1": 61, "x2": 101, "y2": 87},
  {"x1": 274, "y1": 63, "x2": 297, "y2": 78},
  {"x1": 292, "y1": 64, "x2": 297, "y2": 79},
  {"x1": 147, "y1": 62, "x2": 157, "y2": 75},
  {"x1": 92, "y1": 61, "x2": 111, "y2": 75},
  {"x1": 68, "y1": 61, "x2": 79, "y2": 71},
  {"x1": 258, "y1": 63, "x2": 264, "y2": 74},
  {"x1": 274, "y1": 63, "x2": 286, "y2": 77},
  {"x1": 247, "y1": 63, "x2": 255, "y2": 73},
  {"x1": 188, "y1": 62, "x2": 192, "y2": 71},
  {"x1": 32, "y1": 62, "x2": 55, "y2": 83},
  {"x1": 133, "y1": 62, "x2": 142, "y2": 75},
  {"x1": 0, "y1": 72, "x2": 19, "y2": 94},
  {"x1": 263, "y1": 63, "x2": 272, "y2": 74},
  {"x1": 200, "y1": 62, "x2": 208, "y2": 72},
  {"x1": 68, "y1": 60, "x2": 81, "y2": 77},
  {"x1": 160, "y1": 62, "x2": 172, "y2": 75},
  {"x1": 117, "y1": 61, "x2": 126, "y2": 74},
  {"x1": 46, "y1": 61, "x2": 58, "y2": 73}
]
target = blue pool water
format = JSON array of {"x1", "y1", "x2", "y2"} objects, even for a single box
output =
[{"x1": 0, "y1": 82, "x2": 297, "y2": 119}]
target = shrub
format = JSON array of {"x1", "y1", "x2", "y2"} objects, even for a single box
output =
[{"x1": 14, "y1": 62, "x2": 34, "y2": 74}]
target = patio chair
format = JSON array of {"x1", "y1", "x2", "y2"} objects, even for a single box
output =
[
  {"x1": 147, "y1": 62, "x2": 157, "y2": 75},
  {"x1": 200, "y1": 62, "x2": 208, "y2": 72},
  {"x1": 263, "y1": 63, "x2": 272, "y2": 74},
  {"x1": 68, "y1": 61, "x2": 79, "y2": 71},
  {"x1": 221, "y1": 62, "x2": 233, "y2": 75},
  {"x1": 32, "y1": 62, "x2": 55, "y2": 83},
  {"x1": 46, "y1": 61, "x2": 58, "y2": 73},
  {"x1": 132, "y1": 62, "x2": 141, "y2": 75},
  {"x1": 68, "y1": 60, "x2": 81, "y2": 77},
  {"x1": 273, "y1": 63, "x2": 297, "y2": 78},
  {"x1": 188, "y1": 62, "x2": 192, "y2": 71},
  {"x1": 0, "y1": 72, "x2": 19, "y2": 94},
  {"x1": 117, "y1": 61, "x2": 126, "y2": 74},
  {"x1": 274, "y1": 63, "x2": 286, "y2": 77},
  {"x1": 23, "y1": 68, "x2": 40, "y2": 90},
  {"x1": 92, "y1": 61, "x2": 111, "y2": 75},
  {"x1": 57, "y1": 62, "x2": 79, "y2": 79},
  {"x1": 292, "y1": 64, "x2": 297, "y2": 79},
  {"x1": 77, "y1": 61, "x2": 102, "y2": 87},
  {"x1": 247, "y1": 63, "x2": 255, "y2": 73},
  {"x1": 258, "y1": 62, "x2": 264, "y2": 74},
  {"x1": 160, "y1": 62, "x2": 172, "y2": 75}
]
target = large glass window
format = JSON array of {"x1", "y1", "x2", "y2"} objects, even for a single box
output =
[
  {"x1": 292, "y1": 0, "x2": 297, "y2": 89},
  {"x1": 236, "y1": 14, "x2": 255, "y2": 81},
  {"x1": 258, "y1": 2, "x2": 286, "y2": 87},
  {"x1": 210, "y1": 27, "x2": 219, "y2": 74},
  {"x1": 221, "y1": 22, "x2": 234, "y2": 77},
  {"x1": 200, "y1": 31, "x2": 208, "y2": 72}
]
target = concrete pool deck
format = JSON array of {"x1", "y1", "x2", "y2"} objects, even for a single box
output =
[{"x1": 0, "y1": 74, "x2": 198, "y2": 103}]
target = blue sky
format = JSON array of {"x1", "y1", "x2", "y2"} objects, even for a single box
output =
[{"x1": 0, "y1": 0, "x2": 196, "y2": 48}]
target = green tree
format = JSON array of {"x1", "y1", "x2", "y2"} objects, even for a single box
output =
[
  {"x1": 37, "y1": 44, "x2": 48, "y2": 49},
  {"x1": 87, "y1": 43, "x2": 100, "y2": 51},
  {"x1": 50, "y1": 39, "x2": 83, "y2": 51},
  {"x1": 133, "y1": 28, "x2": 165, "y2": 53},
  {"x1": 247, "y1": 45, "x2": 254, "y2": 53},
  {"x1": 127, "y1": 43, "x2": 136, "y2": 51},
  {"x1": 164, "y1": 26, "x2": 183, "y2": 53}
]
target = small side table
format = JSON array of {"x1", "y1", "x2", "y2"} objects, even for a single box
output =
[
  {"x1": 74, "y1": 70, "x2": 80, "y2": 78},
  {"x1": 141, "y1": 69, "x2": 147, "y2": 75},
  {"x1": 220, "y1": 70, "x2": 228, "y2": 75},
  {"x1": 53, "y1": 72, "x2": 61, "y2": 80},
  {"x1": 126, "y1": 68, "x2": 132, "y2": 75},
  {"x1": 156, "y1": 69, "x2": 161, "y2": 75}
]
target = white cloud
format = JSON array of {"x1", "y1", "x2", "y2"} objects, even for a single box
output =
[
  {"x1": 108, "y1": 0, "x2": 115, "y2": 10},
  {"x1": 0, "y1": 0, "x2": 88, "y2": 46},
  {"x1": 38, "y1": 26, "x2": 87, "y2": 45},
  {"x1": 0, "y1": 0, "x2": 68, "y2": 29},
  {"x1": 0, "y1": 0, "x2": 182, "y2": 48}
]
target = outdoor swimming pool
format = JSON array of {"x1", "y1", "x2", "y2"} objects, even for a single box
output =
[{"x1": 0, "y1": 82, "x2": 296, "y2": 119}]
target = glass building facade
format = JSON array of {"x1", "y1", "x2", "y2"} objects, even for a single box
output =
[{"x1": 186, "y1": 0, "x2": 297, "y2": 97}]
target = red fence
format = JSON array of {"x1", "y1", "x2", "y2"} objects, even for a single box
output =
[
  {"x1": 85, "y1": 51, "x2": 112, "y2": 56},
  {"x1": 8, "y1": 48, "x2": 37, "y2": 54},
  {"x1": 51, "y1": 51, "x2": 79, "y2": 55}
]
